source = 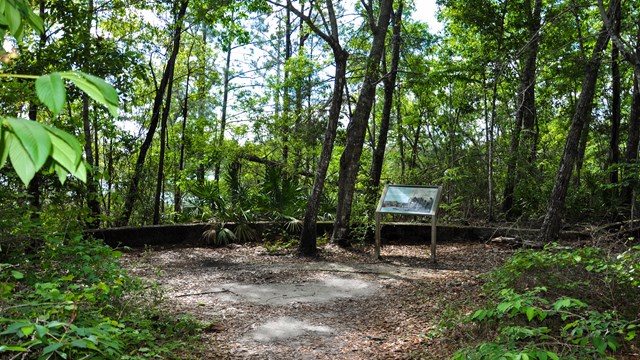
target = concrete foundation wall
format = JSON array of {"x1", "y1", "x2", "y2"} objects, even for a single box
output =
[{"x1": 87, "y1": 222, "x2": 588, "y2": 248}]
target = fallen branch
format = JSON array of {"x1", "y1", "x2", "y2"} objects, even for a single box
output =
[{"x1": 175, "y1": 288, "x2": 234, "y2": 297}]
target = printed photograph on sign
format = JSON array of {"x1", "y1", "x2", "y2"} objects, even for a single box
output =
[{"x1": 378, "y1": 186, "x2": 440, "y2": 216}]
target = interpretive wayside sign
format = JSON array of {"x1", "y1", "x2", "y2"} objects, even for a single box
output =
[
  {"x1": 377, "y1": 185, "x2": 440, "y2": 216},
  {"x1": 375, "y1": 185, "x2": 442, "y2": 261}
]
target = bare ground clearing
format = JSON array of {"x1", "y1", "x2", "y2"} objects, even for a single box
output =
[{"x1": 121, "y1": 241, "x2": 512, "y2": 359}]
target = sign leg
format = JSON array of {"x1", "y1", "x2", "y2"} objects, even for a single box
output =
[
  {"x1": 375, "y1": 212, "x2": 381, "y2": 259},
  {"x1": 431, "y1": 216, "x2": 437, "y2": 263}
]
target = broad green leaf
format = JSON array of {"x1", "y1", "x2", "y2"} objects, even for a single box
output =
[
  {"x1": 34, "y1": 324, "x2": 47, "y2": 337},
  {"x1": 36, "y1": 73, "x2": 66, "y2": 115},
  {"x1": 82, "y1": 73, "x2": 118, "y2": 107},
  {"x1": 5, "y1": 117, "x2": 51, "y2": 170},
  {"x1": 42, "y1": 342, "x2": 64, "y2": 355},
  {"x1": 525, "y1": 307, "x2": 535, "y2": 322},
  {"x1": 53, "y1": 163, "x2": 68, "y2": 184},
  {"x1": 4, "y1": 2, "x2": 21, "y2": 38},
  {"x1": 45, "y1": 125, "x2": 82, "y2": 173},
  {"x1": 0, "y1": 345, "x2": 28, "y2": 352},
  {"x1": 11, "y1": 270, "x2": 23, "y2": 279},
  {"x1": 0, "y1": 122, "x2": 9, "y2": 168},
  {"x1": 74, "y1": 160, "x2": 87, "y2": 183},
  {"x1": 20, "y1": 325, "x2": 34, "y2": 337},
  {"x1": 60, "y1": 72, "x2": 118, "y2": 117},
  {"x1": 7, "y1": 131, "x2": 37, "y2": 184}
]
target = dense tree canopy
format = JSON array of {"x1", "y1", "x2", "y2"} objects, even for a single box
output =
[{"x1": 1, "y1": 0, "x2": 639, "y2": 246}]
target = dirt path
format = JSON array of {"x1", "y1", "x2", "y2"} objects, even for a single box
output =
[{"x1": 121, "y1": 242, "x2": 511, "y2": 359}]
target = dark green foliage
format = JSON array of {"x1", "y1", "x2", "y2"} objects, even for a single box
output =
[
  {"x1": 454, "y1": 244, "x2": 640, "y2": 359},
  {"x1": 0, "y1": 231, "x2": 212, "y2": 359}
]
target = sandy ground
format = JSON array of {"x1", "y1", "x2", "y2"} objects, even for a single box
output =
[{"x1": 121, "y1": 241, "x2": 511, "y2": 359}]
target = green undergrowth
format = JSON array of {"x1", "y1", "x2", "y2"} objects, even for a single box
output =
[
  {"x1": 452, "y1": 243, "x2": 640, "y2": 359},
  {"x1": 0, "y1": 233, "x2": 215, "y2": 359}
]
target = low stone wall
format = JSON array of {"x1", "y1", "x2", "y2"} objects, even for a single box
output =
[{"x1": 87, "y1": 221, "x2": 589, "y2": 248}]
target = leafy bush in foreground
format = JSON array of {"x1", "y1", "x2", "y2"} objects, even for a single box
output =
[
  {"x1": 454, "y1": 244, "x2": 640, "y2": 359},
  {"x1": 1, "y1": 233, "x2": 209, "y2": 359}
]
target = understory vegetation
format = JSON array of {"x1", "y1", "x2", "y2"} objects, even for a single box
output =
[
  {"x1": 449, "y1": 243, "x2": 640, "y2": 359},
  {"x1": 0, "y1": 222, "x2": 215, "y2": 359}
]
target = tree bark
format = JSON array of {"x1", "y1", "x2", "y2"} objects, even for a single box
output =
[
  {"x1": 331, "y1": 0, "x2": 394, "y2": 245},
  {"x1": 608, "y1": 0, "x2": 621, "y2": 190},
  {"x1": 537, "y1": 2, "x2": 613, "y2": 242},
  {"x1": 503, "y1": 0, "x2": 542, "y2": 217},
  {"x1": 175, "y1": 49, "x2": 192, "y2": 216},
  {"x1": 82, "y1": 94, "x2": 101, "y2": 228},
  {"x1": 268, "y1": 0, "x2": 349, "y2": 256},
  {"x1": 118, "y1": 0, "x2": 188, "y2": 226},
  {"x1": 623, "y1": 20, "x2": 640, "y2": 205},
  {"x1": 369, "y1": 0, "x2": 403, "y2": 192},
  {"x1": 153, "y1": 70, "x2": 175, "y2": 224}
]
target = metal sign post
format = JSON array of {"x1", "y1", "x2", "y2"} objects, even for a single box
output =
[{"x1": 375, "y1": 185, "x2": 443, "y2": 262}]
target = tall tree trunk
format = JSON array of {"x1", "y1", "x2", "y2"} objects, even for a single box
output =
[
  {"x1": 503, "y1": 0, "x2": 542, "y2": 217},
  {"x1": 623, "y1": 20, "x2": 640, "y2": 205},
  {"x1": 118, "y1": 0, "x2": 188, "y2": 226},
  {"x1": 175, "y1": 50, "x2": 192, "y2": 216},
  {"x1": 299, "y1": 52, "x2": 347, "y2": 254},
  {"x1": 369, "y1": 0, "x2": 403, "y2": 192},
  {"x1": 82, "y1": 95, "x2": 101, "y2": 228},
  {"x1": 537, "y1": 3, "x2": 613, "y2": 242},
  {"x1": 153, "y1": 73, "x2": 175, "y2": 224},
  {"x1": 331, "y1": 0, "x2": 393, "y2": 245},
  {"x1": 396, "y1": 95, "x2": 406, "y2": 181},
  {"x1": 278, "y1": 0, "x2": 349, "y2": 256},
  {"x1": 27, "y1": 104, "x2": 42, "y2": 214},
  {"x1": 282, "y1": 5, "x2": 293, "y2": 162},
  {"x1": 608, "y1": 0, "x2": 621, "y2": 191},
  {"x1": 215, "y1": 42, "x2": 233, "y2": 181}
]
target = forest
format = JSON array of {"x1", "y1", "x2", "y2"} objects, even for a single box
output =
[{"x1": 1, "y1": 0, "x2": 639, "y2": 358}]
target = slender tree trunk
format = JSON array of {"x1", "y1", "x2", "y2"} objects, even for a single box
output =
[
  {"x1": 369, "y1": 0, "x2": 403, "y2": 192},
  {"x1": 503, "y1": 0, "x2": 542, "y2": 217},
  {"x1": 608, "y1": 0, "x2": 621, "y2": 191},
  {"x1": 27, "y1": 104, "x2": 42, "y2": 214},
  {"x1": 215, "y1": 42, "x2": 233, "y2": 181},
  {"x1": 396, "y1": 96, "x2": 405, "y2": 181},
  {"x1": 299, "y1": 50, "x2": 348, "y2": 255},
  {"x1": 274, "y1": 0, "x2": 349, "y2": 255},
  {"x1": 153, "y1": 73, "x2": 175, "y2": 224},
  {"x1": 82, "y1": 95, "x2": 101, "y2": 227},
  {"x1": 175, "y1": 52, "x2": 192, "y2": 216},
  {"x1": 538, "y1": 3, "x2": 612, "y2": 242},
  {"x1": 332, "y1": 0, "x2": 393, "y2": 245},
  {"x1": 118, "y1": 0, "x2": 188, "y2": 226},
  {"x1": 623, "y1": 21, "x2": 640, "y2": 205}
]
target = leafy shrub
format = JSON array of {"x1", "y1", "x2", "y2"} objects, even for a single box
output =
[
  {"x1": 454, "y1": 245, "x2": 640, "y2": 359},
  {"x1": 0, "y1": 233, "x2": 212, "y2": 359}
]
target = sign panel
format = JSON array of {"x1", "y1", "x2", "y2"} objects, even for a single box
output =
[{"x1": 376, "y1": 185, "x2": 441, "y2": 216}]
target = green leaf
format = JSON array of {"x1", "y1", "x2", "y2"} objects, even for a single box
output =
[
  {"x1": 20, "y1": 325, "x2": 34, "y2": 337},
  {"x1": 74, "y1": 160, "x2": 87, "y2": 183},
  {"x1": 0, "y1": 123, "x2": 9, "y2": 168},
  {"x1": 0, "y1": 345, "x2": 28, "y2": 352},
  {"x1": 42, "y1": 342, "x2": 64, "y2": 355},
  {"x1": 4, "y1": 2, "x2": 21, "y2": 38},
  {"x1": 7, "y1": 130, "x2": 37, "y2": 185},
  {"x1": 34, "y1": 324, "x2": 47, "y2": 337},
  {"x1": 525, "y1": 307, "x2": 535, "y2": 322},
  {"x1": 5, "y1": 117, "x2": 51, "y2": 170},
  {"x1": 82, "y1": 73, "x2": 118, "y2": 107},
  {"x1": 10, "y1": 270, "x2": 23, "y2": 279},
  {"x1": 547, "y1": 352, "x2": 559, "y2": 360},
  {"x1": 45, "y1": 125, "x2": 82, "y2": 173},
  {"x1": 36, "y1": 73, "x2": 66, "y2": 115},
  {"x1": 60, "y1": 72, "x2": 118, "y2": 117}
]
